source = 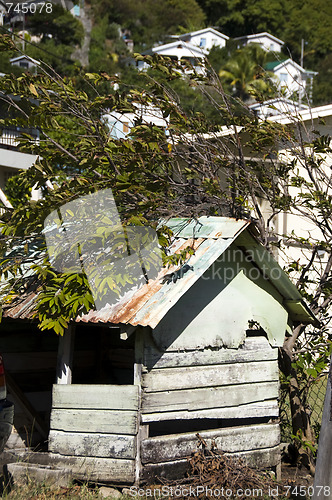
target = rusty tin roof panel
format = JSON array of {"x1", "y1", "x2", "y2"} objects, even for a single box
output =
[
  {"x1": 163, "y1": 216, "x2": 251, "y2": 239},
  {"x1": 3, "y1": 218, "x2": 251, "y2": 325},
  {"x1": 77, "y1": 218, "x2": 251, "y2": 326}
]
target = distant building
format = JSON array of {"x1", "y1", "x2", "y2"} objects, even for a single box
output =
[
  {"x1": 136, "y1": 40, "x2": 206, "y2": 74},
  {"x1": 173, "y1": 27, "x2": 229, "y2": 52},
  {"x1": 0, "y1": 1, "x2": 7, "y2": 26},
  {"x1": 249, "y1": 98, "x2": 309, "y2": 119},
  {"x1": 104, "y1": 105, "x2": 169, "y2": 139},
  {"x1": 10, "y1": 55, "x2": 39, "y2": 71},
  {"x1": 0, "y1": 93, "x2": 39, "y2": 198},
  {"x1": 264, "y1": 59, "x2": 317, "y2": 100},
  {"x1": 235, "y1": 32, "x2": 284, "y2": 53}
]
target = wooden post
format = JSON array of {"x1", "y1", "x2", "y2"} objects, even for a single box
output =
[
  {"x1": 134, "y1": 327, "x2": 148, "y2": 485},
  {"x1": 313, "y1": 364, "x2": 332, "y2": 497},
  {"x1": 56, "y1": 325, "x2": 75, "y2": 385}
]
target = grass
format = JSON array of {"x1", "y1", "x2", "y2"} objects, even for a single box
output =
[{"x1": 0, "y1": 478, "x2": 118, "y2": 499}]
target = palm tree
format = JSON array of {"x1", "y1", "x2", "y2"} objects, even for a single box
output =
[{"x1": 219, "y1": 44, "x2": 276, "y2": 101}]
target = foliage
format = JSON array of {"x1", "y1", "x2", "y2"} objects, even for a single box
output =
[
  {"x1": 26, "y1": 5, "x2": 84, "y2": 46},
  {"x1": 218, "y1": 44, "x2": 278, "y2": 101},
  {"x1": 196, "y1": 0, "x2": 289, "y2": 39},
  {"x1": 88, "y1": 19, "x2": 127, "y2": 73},
  {"x1": 24, "y1": 39, "x2": 81, "y2": 76},
  {"x1": 91, "y1": 0, "x2": 206, "y2": 48}
]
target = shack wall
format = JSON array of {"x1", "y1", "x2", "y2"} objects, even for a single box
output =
[
  {"x1": 140, "y1": 330, "x2": 281, "y2": 481},
  {"x1": 49, "y1": 384, "x2": 139, "y2": 484}
]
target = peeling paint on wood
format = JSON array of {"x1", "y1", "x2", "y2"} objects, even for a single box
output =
[
  {"x1": 50, "y1": 409, "x2": 138, "y2": 435},
  {"x1": 141, "y1": 400, "x2": 279, "y2": 423},
  {"x1": 142, "y1": 381, "x2": 279, "y2": 413},
  {"x1": 143, "y1": 336, "x2": 277, "y2": 370},
  {"x1": 152, "y1": 270, "x2": 287, "y2": 350},
  {"x1": 52, "y1": 384, "x2": 139, "y2": 410},
  {"x1": 18, "y1": 451, "x2": 136, "y2": 483},
  {"x1": 142, "y1": 361, "x2": 278, "y2": 393},
  {"x1": 49, "y1": 430, "x2": 136, "y2": 459},
  {"x1": 141, "y1": 446, "x2": 280, "y2": 483},
  {"x1": 141, "y1": 423, "x2": 280, "y2": 464}
]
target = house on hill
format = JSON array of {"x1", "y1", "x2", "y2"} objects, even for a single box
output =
[
  {"x1": 249, "y1": 98, "x2": 309, "y2": 119},
  {"x1": 9, "y1": 55, "x2": 39, "y2": 72},
  {"x1": 265, "y1": 59, "x2": 317, "y2": 100},
  {"x1": 173, "y1": 27, "x2": 229, "y2": 52},
  {"x1": 1, "y1": 216, "x2": 315, "y2": 484},
  {"x1": 235, "y1": 32, "x2": 284, "y2": 53},
  {"x1": 0, "y1": 1, "x2": 7, "y2": 26},
  {"x1": 103, "y1": 105, "x2": 169, "y2": 139},
  {"x1": 135, "y1": 40, "x2": 206, "y2": 73}
]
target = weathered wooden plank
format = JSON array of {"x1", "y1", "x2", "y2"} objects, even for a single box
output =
[
  {"x1": 141, "y1": 423, "x2": 280, "y2": 464},
  {"x1": 144, "y1": 336, "x2": 277, "y2": 370},
  {"x1": 52, "y1": 384, "x2": 139, "y2": 410},
  {"x1": 50, "y1": 408, "x2": 138, "y2": 435},
  {"x1": 235, "y1": 446, "x2": 281, "y2": 468},
  {"x1": 141, "y1": 400, "x2": 279, "y2": 423},
  {"x1": 142, "y1": 381, "x2": 279, "y2": 413},
  {"x1": 8, "y1": 451, "x2": 135, "y2": 484},
  {"x1": 141, "y1": 446, "x2": 280, "y2": 483},
  {"x1": 49, "y1": 430, "x2": 136, "y2": 459},
  {"x1": 134, "y1": 329, "x2": 144, "y2": 485},
  {"x1": 142, "y1": 361, "x2": 278, "y2": 393}
]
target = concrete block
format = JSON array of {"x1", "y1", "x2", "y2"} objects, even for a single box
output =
[{"x1": 4, "y1": 462, "x2": 72, "y2": 488}]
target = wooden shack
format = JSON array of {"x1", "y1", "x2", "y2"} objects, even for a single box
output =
[{"x1": 2, "y1": 217, "x2": 315, "y2": 484}]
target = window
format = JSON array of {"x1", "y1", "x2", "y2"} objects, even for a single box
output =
[
  {"x1": 19, "y1": 62, "x2": 29, "y2": 69},
  {"x1": 199, "y1": 38, "x2": 206, "y2": 48},
  {"x1": 280, "y1": 73, "x2": 288, "y2": 83}
]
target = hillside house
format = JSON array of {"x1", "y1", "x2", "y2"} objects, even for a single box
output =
[
  {"x1": 1, "y1": 217, "x2": 315, "y2": 484},
  {"x1": 265, "y1": 59, "x2": 317, "y2": 100},
  {"x1": 174, "y1": 27, "x2": 229, "y2": 52},
  {"x1": 235, "y1": 32, "x2": 284, "y2": 53},
  {"x1": 136, "y1": 40, "x2": 206, "y2": 74},
  {"x1": 249, "y1": 98, "x2": 309, "y2": 119},
  {"x1": 0, "y1": 93, "x2": 39, "y2": 200},
  {"x1": 9, "y1": 55, "x2": 39, "y2": 72},
  {"x1": 103, "y1": 105, "x2": 169, "y2": 139},
  {"x1": 0, "y1": 1, "x2": 7, "y2": 26}
]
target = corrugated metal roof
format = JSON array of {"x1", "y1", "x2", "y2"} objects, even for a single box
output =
[
  {"x1": 2, "y1": 217, "x2": 316, "y2": 327},
  {"x1": 77, "y1": 217, "x2": 252, "y2": 327}
]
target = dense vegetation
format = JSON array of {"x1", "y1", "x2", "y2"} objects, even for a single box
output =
[{"x1": 0, "y1": 0, "x2": 331, "y2": 104}]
